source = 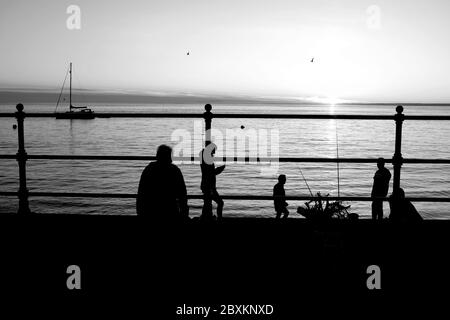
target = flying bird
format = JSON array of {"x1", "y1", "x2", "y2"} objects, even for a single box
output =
[
  {"x1": 310, "y1": 57, "x2": 314, "y2": 63},
  {"x1": 187, "y1": 51, "x2": 190, "y2": 55}
]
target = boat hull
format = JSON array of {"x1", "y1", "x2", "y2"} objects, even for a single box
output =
[{"x1": 55, "y1": 112, "x2": 95, "y2": 119}]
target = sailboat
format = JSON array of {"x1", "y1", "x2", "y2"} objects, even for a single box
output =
[{"x1": 55, "y1": 63, "x2": 95, "y2": 119}]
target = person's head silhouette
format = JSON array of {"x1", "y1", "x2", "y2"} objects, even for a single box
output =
[
  {"x1": 156, "y1": 144, "x2": 172, "y2": 164},
  {"x1": 278, "y1": 174, "x2": 286, "y2": 184},
  {"x1": 377, "y1": 157, "x2": 386, "y2": 170},
  {"x1": 395, "y1": 188, "x2": 406, "y2": 199}
]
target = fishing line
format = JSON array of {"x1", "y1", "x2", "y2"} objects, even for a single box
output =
[
  {"x1": 335, "y1": 120, "x2": 341, "y2": 198},
  {"x1": 298, "y1": 166, "x2": 313, "y2": 197}
]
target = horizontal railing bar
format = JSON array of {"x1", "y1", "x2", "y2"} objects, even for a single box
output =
[
  {"x1": 402, "y1": 115, "x2": 450, "y2": 120},
  {"x1": 0, "y1": 113, "x2": 203, "y2": 118},
  {"x1": 209, "y1": 114, "x2": 450, "y2": 120},
  {"x1": 0, "y1": 191, "x2": 449, "y2": 202},
  {"x1": 1, "y1": 154, "x2": 450, "y2": 164},
  {"x1": 404, "y1": 159, "x2": 450, "y2": 164},
  {"x1": 0, "y1": 192, "x2": 17, "y2": 196},
  {"x1": 1, "y1": 112, "x2": 450, "y2": 120}
]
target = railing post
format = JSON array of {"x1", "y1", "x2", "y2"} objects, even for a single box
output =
[
  {"x1": 204, "y1": 103, "x2": 212, "y2": 146},
  {"x1": 201, "y1": 104, "x2": 213, "y2": 219},
  {"x1": 15, "y1": 103, "x2": 31, "y2": 214},
  {"x1": 392, "y1": 105, "x2": 404, "y2": 194}
]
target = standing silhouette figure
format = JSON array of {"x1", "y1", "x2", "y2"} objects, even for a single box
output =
[
  {"x1": 199, "y1": 143, "x2": 225, "y2": 221},
  {"x1": 273, "y1": 175, "x2": 289, "y2": 219},
  {"x1": 136, "y1": 144, "x2": 189, "y2": 221},
  {"x1": 371, "y1": 158, "x2": 391, "y2": 220}
]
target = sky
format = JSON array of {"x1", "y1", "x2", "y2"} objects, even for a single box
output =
[{"x1": 1, "y1": 0, "x2": 450, "y2": 103}]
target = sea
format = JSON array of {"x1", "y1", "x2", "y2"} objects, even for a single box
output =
[{"x1": 1, "y1": 103, "x2": 449, "y2": 218}]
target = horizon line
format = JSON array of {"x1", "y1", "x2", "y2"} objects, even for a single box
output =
[{"x1": 1, "y1": 87, "x2": 450, "y2": 106}]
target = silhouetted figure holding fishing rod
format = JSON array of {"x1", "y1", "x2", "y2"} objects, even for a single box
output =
[
  {"x1": 371, "y1": 158, "x2": 391, "y2": 220},
  {"x1": 273, "y1": 174, "x2": 289, "y2": 219},
  {"x1": 136, "y1": 144, "x2": 189, "y2": 221},
  {"x1": 200, "y1": 143, "x2": 225, "y2": 221}
]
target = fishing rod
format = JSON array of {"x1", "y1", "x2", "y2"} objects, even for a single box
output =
[
  {"x1": 335, "y1": 120, "x2": 345, "y2": 217},
  {"x1": 298, "y1": 166, "x2": 314, "y2": 197},
  {"x1": 335, "y1": 121, "x2": 341, "y2": 199}
]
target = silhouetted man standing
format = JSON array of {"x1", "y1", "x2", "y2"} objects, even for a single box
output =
[
  {"x1": 137, "y1": 144, "x2": 189, "y2": 220},
  {"x1": 371, "y1": 157, "x2": 391, "y2": 220},
  {"x1": 273, "y1": 174, "x2": 289, "y2": 219},
  {"x1": 200, "y1": 143, "x2": 225, "y2": 220}
]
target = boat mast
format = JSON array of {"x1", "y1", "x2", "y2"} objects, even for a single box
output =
[{"x1": 69, "y1": 62, "x2": 72, "y2": 111}]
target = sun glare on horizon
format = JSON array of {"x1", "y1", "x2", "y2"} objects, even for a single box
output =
[{"x1": 307, "y1": 96, "x2": 347, "y2": 106}]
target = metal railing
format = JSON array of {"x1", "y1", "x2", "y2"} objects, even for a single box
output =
[{"x1": 1, "y1": 103, "x2": 450, "y2": 214}]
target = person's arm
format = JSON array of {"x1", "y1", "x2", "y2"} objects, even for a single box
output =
[
  {"x1": 136, "y1": 168, "x2": 147, "y2": 215},
  {"x1": 281, "y1": 188, "x2": 288, "y2": 207},
  {"x1": 370, "y1": 173, "x2": 376, "y2": 197},
  {"x1": 215, "y1": 164, "x2": 225, "y2": 175},
  {"x1": 273, "y1": 185, "x2": 283, "y2": 209},
  {"x1": 176, "y1": 167, "x2": 189, "y2": 218},
  {"x1": 384, "y1": 170, "x2": 392, "y2": 186}
]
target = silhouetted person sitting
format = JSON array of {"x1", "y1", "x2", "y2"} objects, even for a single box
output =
[
  {"x1": 200, "y1": 143, "x2": 225, "y2": 221},
  {"x1": 371, "y1": 158, "x2": 391, "y2": 220},
  {"x1": 136, "y1": 144, "x2": 189, "y2": 221},
  {"x1": 273, "y1": 174, "x2": 289, "y2": 219},
  {"x1": 389, "y1": 188, "x2": 423, "y2": 222}
]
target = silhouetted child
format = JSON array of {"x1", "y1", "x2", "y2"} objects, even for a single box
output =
[
  {"x1": 371, "y1": 158, "x2": 391, "y2": 220},
  {"x1": 200, "y1": 142, "x2": 225, "y2": 221},
  {"x1": 273, "y1": 174, "x2": 289, "y2": 219},
  {"x1": 389, "y1": 188, "x2": 423, "y2": 222}
]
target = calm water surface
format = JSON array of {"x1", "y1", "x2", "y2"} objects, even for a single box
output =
[{"x1": 1, "y1": 103, "x2": 449, "y2": 218}]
